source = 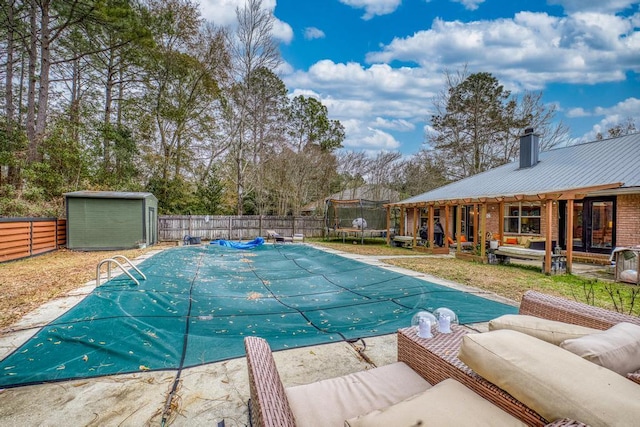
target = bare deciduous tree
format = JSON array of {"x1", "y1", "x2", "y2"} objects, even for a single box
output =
[
  {"x1": 596, "y1": 117, "x2": 637, "y2": 140},
  {"x1": 226, "y1": 0, "x2": 281, "y2": 215}
]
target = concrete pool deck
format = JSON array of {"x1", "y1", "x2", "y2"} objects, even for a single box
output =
[{"x1": 0, "y1": 245, "x2": 604, "y2": 426}]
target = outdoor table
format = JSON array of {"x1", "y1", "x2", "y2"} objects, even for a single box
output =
[{"x1": 397, "y1": 326, "x2": 546, "y2": 426}]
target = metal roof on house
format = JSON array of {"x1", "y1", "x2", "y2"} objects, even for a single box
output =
[
  {"x1": 64, "y1": 191, "x2": 157, "y2": 200},
  {"x1": 397, "y1": 132, "x2": 640, "y2": 205}
]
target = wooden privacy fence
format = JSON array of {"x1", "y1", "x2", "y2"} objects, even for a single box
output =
[
  {"x1": 159, "y1": 215, "x2": 326, "y2": 241},
  {"x1": 0, "y1": 218, "x2": 67, "y2": 263},
  {"x1": 0, "y1": 215, "x2": 324, "y2": 262}
]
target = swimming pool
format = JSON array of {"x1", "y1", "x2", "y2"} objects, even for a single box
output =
[{"x1": 0, "y1": 244, "x2": 517, "y2": 388}]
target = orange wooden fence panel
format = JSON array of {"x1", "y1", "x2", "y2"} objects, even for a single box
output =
[
  {"x1": 57, "y1": 219, "x2": 67, "y2": 246},
  {"x1": 0, "y1": 218, "x2": 67, "y2": 263}
]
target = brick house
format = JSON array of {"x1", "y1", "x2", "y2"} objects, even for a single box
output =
[{"x1": 386, "y1": 130, "x2": 640, "y2": 273}]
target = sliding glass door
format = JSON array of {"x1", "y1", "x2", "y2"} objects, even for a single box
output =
[
  {"x1": 560, "y1": 197, "x2": 615, "y2": 254},
  {"x1": 589, "y1": 200, "x2": 614, "y2": 250}
]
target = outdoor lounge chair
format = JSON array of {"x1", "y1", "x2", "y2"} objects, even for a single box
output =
[
  {"x1": 244, "y1": 336, "x2": 537, "y2": 427},
  {"x1": 266, "y1": 230, "x2": 293, "y2": 243},
  {"x1": 447, "y1": 235, "x2": 473, "y2": 251},
  {"x1": 245, "y1": 290, "x2": 640, "y2": 426},
  {"x1": 265, "y1": 230, "x2": 304, "y2": 243}
]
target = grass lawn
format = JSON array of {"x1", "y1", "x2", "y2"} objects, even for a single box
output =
[{"x1": 0, "y1": 239, "x2": 637, "y2": 331}]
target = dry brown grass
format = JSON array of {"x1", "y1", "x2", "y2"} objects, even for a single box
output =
[
  {"x1": 309, "y1": 240, "x2": 419, "y2": 256},
  {"x1": 0, "y1": 244, "x2": 175, "y2": 329},
  {"x1": 382, "y1": 257, "x2": 563, "y2": 302}
]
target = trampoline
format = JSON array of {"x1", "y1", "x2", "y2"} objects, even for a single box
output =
[
  {"x1": 0, "y1": 244, "x2": 517, "y2": 388},
  {"x1": 325, "y1": 198, "x2": 390, "y2": 243}
]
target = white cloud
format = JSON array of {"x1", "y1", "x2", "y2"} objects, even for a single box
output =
[
  {"x1": 452, "y1": 0, "x2": 486, "y2": 11},
  {"x1": 338, "y1": 0, "x2": 402, "y2": 20},
  {"x1": 365, "y1": 11, "x2": 639, "y2": 88},
  {"x1": 566, "y1": 98, "x2": 640, "y2": 119},
  {"x1": 283, "y1": 60, "x2": 437, "y2": 151},
  {"x1": 548, "y1": 0, "x2": 638, "y2": 14},
  {"x1": 372, "y1": 117, "x2": 416, "y2": 131},
  {"x1": 344, "y1": 128, "x2": 402, "y2": 150},
  {"x1": 198, "y1": 0, "x2": 243, "y2": 27},
  {"x1": 285, "y1": 60, "x2": 442, "y2": 101},
  {"x1": 339, "y1": 118, "x2": 364, "y2": 136},
  {"x1": 566, "y1": 107, "x2": 590, "y2": 118},
  {"x1": 276, "y1": 60, "x2": 294, "y2": 76},
  {"x1": 199, "y1": 0, "x2": 279, "y2": 27},
  {"x1": 272, "y1": 18, "x2": 294, "y2": 44},
  {"x1": 304, "y1": 27, "x2": 326, "y2": 40},
  {"x1": 576, "y1": 97, "x2": 640, "y2": 140},
  {"x1": 197, "y1": 0, "x2": 293, "y2": 43},
  {"x1": 286, "y1": 85, "x2": 418, "y2": 153},
  {"x1": 594, "y1": 97, "x2": 640, "y2": 117}
]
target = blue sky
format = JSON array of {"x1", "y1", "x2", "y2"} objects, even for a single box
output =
[{"x1": 199, "y1": 0, "x2": 640, "y2": 155}]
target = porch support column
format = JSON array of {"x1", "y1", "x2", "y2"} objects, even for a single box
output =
[
  {"x1": 386, "y1": 206, "x2": 391, "y2": 246},
  {"x1": 498, "y1": 201, "x2": 504, "y2": 244},
  {"x1": 473, "y1": 204, "x2": 479, "y2": 244},
  {"x1": 444, "y1": 204, "x2": 450, "y2": 249},
  {"x1": 456, "y1": 205, "x2": 462, "y2": 253},
  {"x1": 480, "y1": 203, "x2": 487, "y2": 259},
  {"x1": 413, "y1": 206, "x2": 418, "y2": 247},
  {"x1": 400, "y1": 207, "x2": 405, "y2": 236},
  {"x1": 566, "y1": 199, "x2": 574, "y2": 274},
  {"x1": 544, "y1": 199, "x2": 553, "y2": 274},
  {"x1": 428, "y1": 205, "x2": 435, "y2": 247}
]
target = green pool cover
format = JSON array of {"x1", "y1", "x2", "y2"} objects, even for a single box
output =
[{"x1": 0, "y1": 244, "x2": 517, "y2": 388}]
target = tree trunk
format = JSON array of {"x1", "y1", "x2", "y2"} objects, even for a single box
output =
[
  {"x1": 103, "y1": 45, "x2": 115, "y2": 170},
  {"x1": 117, "y1": 55, "x2": 124, "y2": 126},
  {"x1": 69, "y1": 57, "x2": 81, "y2": 143},
  {"x1": 33, "y1": 0, "x2": 52, "y2": 163},
  {"x1": 4, "y1": 0, "x2": 15, "y2": 128},
  {"x1": 236, "y1": 138, "x2": 244, "y2": 216},
  {"x1": 4, "y1": 0, "x2": 18, "y2": 186},
  {"x1": 26, "y1": 0, "x2": 38, "y2": 161}
]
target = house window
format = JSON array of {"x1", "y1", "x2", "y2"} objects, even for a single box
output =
[
  {"x1": 419, "y1": 208, "x2": 440, "y2": 227},
  {"x1": 504, "y1": 202, "x2": 541, "y2": 234}
]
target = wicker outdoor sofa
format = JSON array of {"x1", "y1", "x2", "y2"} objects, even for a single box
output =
[
  {"x1": 520, "y1": 290, "x2": 639, "y2": 384},
  {"x1": 245, "y1": 290, "x2": 640, "y2": 426}
]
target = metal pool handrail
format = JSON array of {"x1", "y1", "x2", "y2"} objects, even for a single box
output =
[{"x1": 96, "y1": 255, "x2": 146, "y2": 286}]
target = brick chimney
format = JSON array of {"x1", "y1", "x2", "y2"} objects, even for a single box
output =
[{"x1": 519, "y1": 127, "x2": 539, "y2": 169}]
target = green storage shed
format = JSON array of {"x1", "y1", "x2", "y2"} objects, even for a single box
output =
[{"x1": 65, "y1": 191, "x2": 158, "y2": 251}]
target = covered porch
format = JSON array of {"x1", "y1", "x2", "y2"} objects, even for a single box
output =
[{"x1": 385, "y1": 182, "x2": 622, "y2": 275}]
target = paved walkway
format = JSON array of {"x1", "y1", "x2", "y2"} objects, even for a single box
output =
[{"x1": 0, "y1": 245, "x2": 612, "y2": 426}]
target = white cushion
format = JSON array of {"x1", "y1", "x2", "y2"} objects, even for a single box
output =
[
  {"x1": 458, "y1": 329, "x2": 640, "y2": 427},
  {"x1": 286, "y1": 362, "x2": 430, "y2": 427},
  {"x1": 560, "y1": 322, "x2": 640, "y2": 375},
  {"x1": 345, "y1": 378, "x2": 527, "y2": 427},
  {"x1": 489, "y1": 314, "x2": 598, "y2": 345}
]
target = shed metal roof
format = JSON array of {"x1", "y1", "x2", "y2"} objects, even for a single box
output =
[
  {"x1": 397, "y1": 132, "x2": 640, "y2": 205},
  {"x1": 64, "y1": 191, "x2": 157, "y2": 200}
]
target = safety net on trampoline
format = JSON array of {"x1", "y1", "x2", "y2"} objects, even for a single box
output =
[{"x1": 0, "y1": 244, "x2": 517, "y2": 388}]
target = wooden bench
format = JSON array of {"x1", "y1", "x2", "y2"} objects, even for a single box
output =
[
  {"x1": 393, "y1": 235, "x2": 414, "y2": 248},
  {"x1": 493, "y1": 247, "x2": 566, "y2": 272}
]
